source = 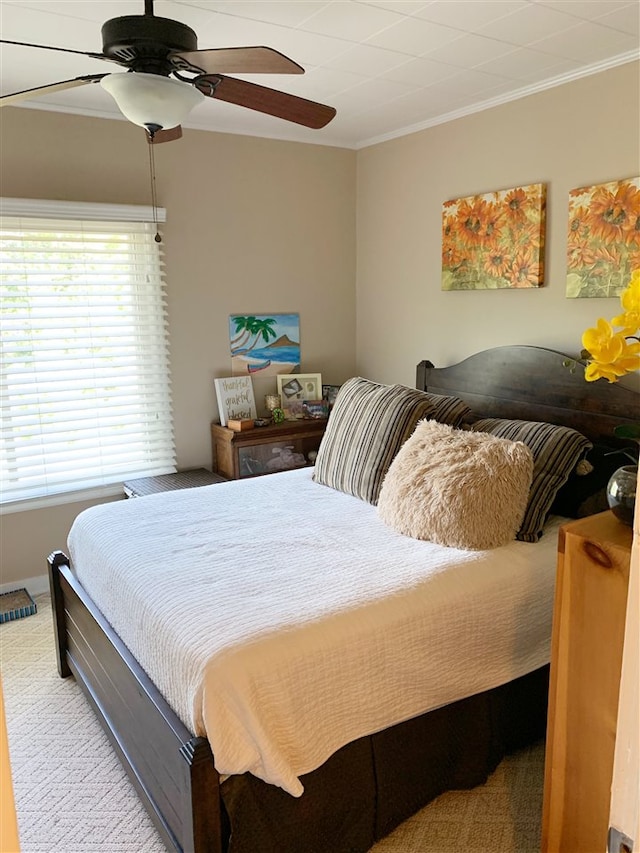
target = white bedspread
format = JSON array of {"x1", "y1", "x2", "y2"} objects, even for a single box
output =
[{"x1": 68, "y1": 468, "x2": 562, "y2": 796}]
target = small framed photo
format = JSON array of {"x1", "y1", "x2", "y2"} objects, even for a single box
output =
[
  {"x1": 322, "y1": 384, "x2": 341, "y2": 407},
  {"x1": 302, "y1": 399, "x2": 329, "y2": 419},
  {"x1": 277, "y1": 373, "x2": 322, "y2": 419}
]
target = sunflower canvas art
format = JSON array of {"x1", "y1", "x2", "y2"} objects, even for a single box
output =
[
  {"x1": 442, "y1": 183, "x2": 546, "y2": 291},
  {"x1": 566, "y1": 176, "x2": 640, "y2": 298}
]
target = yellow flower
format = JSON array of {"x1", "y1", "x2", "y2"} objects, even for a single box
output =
[
  {"x1": 585, "y1": 360, "x2": 625, "y2": 382},
  {"x1": 584, "y1": 343, "x2": 640, "y2": 382},
  {"x1": 582, "y1": 318, "x2": 624, "y2": 364},
  {"x1": 611, "y1": 275, "x2": 640, "y2": 335},
  {"x1": 578, "y1": 269, "x2": 640, "y2": 383}
]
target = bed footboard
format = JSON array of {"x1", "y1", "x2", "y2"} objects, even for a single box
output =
[{"x1": 47, "y1": 551, "x2": 222, "y2": 853}]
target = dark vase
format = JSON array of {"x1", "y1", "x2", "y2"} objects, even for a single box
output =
[{"x1": 606, "y1": 465, "x2": 638, "y2": 526}]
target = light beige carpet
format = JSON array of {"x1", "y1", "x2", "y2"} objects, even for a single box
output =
[{"x1": 1, "y1": 593, "x2": 545, "y2": 853}]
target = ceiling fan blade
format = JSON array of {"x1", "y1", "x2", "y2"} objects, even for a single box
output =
[
  {"x1": 147, "y1": 126, "x2": 183, "y2": 144},
  {"x1": 0, "y1": 38, "x2": 117, "y2": 64},
  {"x1": 0, "y1": 74, "x2": 108, "y2": 107},
  {"x1": 196, "y1": 75, "x2": 336, "y2": 129},
  {"x1": 171, "y1": 46, "x2": 303, "y2": 76}
]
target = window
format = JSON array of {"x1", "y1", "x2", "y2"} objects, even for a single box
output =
[{"x1": 1, "y1": 198, "x2": 175, "y2": 510}]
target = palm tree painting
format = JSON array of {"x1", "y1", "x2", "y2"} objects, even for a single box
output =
[
  {"x1": 441, "y1": 183, "x2": 546, "y2": 290},
  {"x1": 566, "y1": 176, "x2": 640, "y2": 298},
  {"x1": 229, "y1": 313, "x2": 300, "y2": 377}
]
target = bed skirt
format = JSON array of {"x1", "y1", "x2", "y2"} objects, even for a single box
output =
[{"x1": 221, "y1": 665, "x2": 549, "y2": 852}]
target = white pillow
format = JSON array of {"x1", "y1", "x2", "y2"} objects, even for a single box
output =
[{"x1": 377, "y1": 420, "x2": 534, "y2": 550}]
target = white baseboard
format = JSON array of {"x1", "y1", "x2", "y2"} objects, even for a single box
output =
[{"x1": 0, "y1": 574, "x2": 50, "y2": 597}]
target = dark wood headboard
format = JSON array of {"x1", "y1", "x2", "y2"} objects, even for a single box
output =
[{"x1": 417, "y1": 345, "x2": 640, "y2": 448}]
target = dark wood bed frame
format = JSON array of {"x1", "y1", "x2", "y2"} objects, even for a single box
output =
[{"x1": 48, "y1": 346, "x2": 640, "y2": 853}]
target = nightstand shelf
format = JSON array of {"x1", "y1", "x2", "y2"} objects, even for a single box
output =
[{"x1": 211, "y1": 420, "x2": 327, "y2": 480}]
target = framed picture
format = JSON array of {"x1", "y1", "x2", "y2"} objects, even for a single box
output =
[
  {"x1": 322, "y1": 384, "x2": 341, "y2": 407},
  {"x1": 566, "y1": 176, "x2": 640, "y2": 298},
  {"x1": 302, "y1": 400, "x2": 329, "y2": 419},
  {"x1": 229, "y1": 312, "x2": 300, "y2": 376},
  {"x1": 441, "y1": 183, "x2": 546, "y2": 290},
  {"x1": 277, "y1": 373, "x2": 322, "y2": 419},
  {"x1": 214, "y1": 376, "x2": 257, "y2": 427}
]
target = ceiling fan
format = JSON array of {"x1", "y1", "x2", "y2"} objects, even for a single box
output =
[{"x1": 0, "y1": 0, "x2": 337, "y2": 143}]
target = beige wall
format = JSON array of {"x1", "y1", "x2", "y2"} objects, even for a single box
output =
[
  {"x1": 355, "y1": 61, "x2": 640, "y2": 387},
  {"x1": 0, "y1": 108, "x2": 356, "y2": 588}
]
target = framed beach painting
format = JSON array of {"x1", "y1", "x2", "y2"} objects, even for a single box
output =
[
  {"x1": 566, "y1": 176, "x2": 640, "y2": 298},
  {"x1": 442, "y1": 183, "x2": 546, "y2": 290},
  {"x1": 229, "y1": 313, "x2": 300, "y2": 377},
  {"x1": 277, "y1": 373, "x2": 322, "y2": 419}
]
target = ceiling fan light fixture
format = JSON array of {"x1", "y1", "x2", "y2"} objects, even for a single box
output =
[{"x1": 100, "y1": 72, "x2": 204, "y2": 130}]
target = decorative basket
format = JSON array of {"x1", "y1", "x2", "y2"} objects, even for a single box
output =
[{"x1": 0, "y1": 588, "x2": 37, "y2": 623}]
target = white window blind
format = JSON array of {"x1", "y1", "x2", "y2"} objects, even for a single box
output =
[{"x1": 0, "y1": 198, "x2": 175, "y2": 509}]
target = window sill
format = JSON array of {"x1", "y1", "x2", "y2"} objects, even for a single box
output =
[{"x1": 0, "y1": 483, "x2": 125, "y2": 515}]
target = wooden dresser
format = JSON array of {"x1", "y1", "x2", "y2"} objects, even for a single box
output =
[
  {"x1": 211, "y1": 419, "x2": 327, "y2": 480},
  {"x1": 542, "y1": 511, "x2": 633, "y2": 853}
]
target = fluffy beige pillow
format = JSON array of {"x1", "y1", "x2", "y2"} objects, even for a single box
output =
[{"x1": 377, "y1": 420, "x2": 534, "y2": 550}]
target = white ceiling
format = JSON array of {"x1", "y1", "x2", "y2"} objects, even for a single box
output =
[{"x1": 1, "y1": 0, "x2": 638, "y2": 149}]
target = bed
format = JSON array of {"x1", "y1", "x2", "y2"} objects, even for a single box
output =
[{"x1": 48, "y1": 345, "x2": 640, "y2": 853}]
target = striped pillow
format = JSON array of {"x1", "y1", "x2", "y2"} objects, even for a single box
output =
[
  {"x1": 312, "y1": 377, "x2": 436, "y2": 504},
  {"x1": 423, "y1": 392, "x2": 472, "y2": 427},
  {"x1": 471, "y1": 418, "x2": 592, "y2": 541}
]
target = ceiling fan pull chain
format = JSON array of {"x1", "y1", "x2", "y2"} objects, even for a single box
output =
[{"x1": 146, "y1": 134, "x2": 162, "y2": 243}]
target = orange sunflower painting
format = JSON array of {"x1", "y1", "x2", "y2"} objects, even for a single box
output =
[
  {"x1": 566, "y1": 176, "x2": 640, "y2": 298},
  {"x1": 441, "y1": 183, "x2": 546, "y2": 291}
]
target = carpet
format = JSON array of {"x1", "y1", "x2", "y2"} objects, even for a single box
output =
[{"x1": 0, "y1": 594, "x2": 546, "y2": 852}]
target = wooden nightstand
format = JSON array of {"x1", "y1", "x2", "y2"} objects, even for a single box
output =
[
  {"x1": 542, "y1": 511, "x2": 632, "y2": 853},
  {"x1": 123, "y1": 468, "x2": 226, "y2": 498},
  {"x1": 211, "y1": 419, "x2": 327, "y2": 480}
]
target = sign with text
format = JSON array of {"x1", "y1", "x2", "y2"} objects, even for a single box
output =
[{"x1": 214, "y1": 376, "x2": 257, "y2": 427}]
